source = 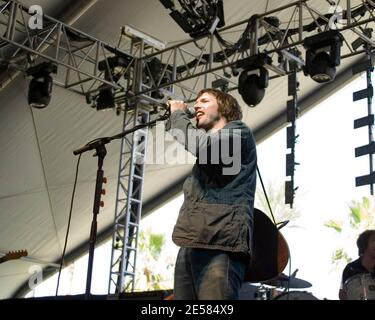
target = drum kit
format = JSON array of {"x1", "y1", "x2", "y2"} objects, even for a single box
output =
[
  {"x1": 239, "y1": 271, "x2": 318, "y2": 300},
  {"x1": 344, "y1": 273, "x2": 375, "y2": 300},
  {"x1": 243, "y1": 209, "x2": 375, "y2": 300}
]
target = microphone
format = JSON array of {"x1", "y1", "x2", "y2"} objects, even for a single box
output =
[
  {"x1": 184, "y1": 106, "x2": 196, "y2": 118},
  {"x1": 163, "y1": 102, "x2": 196, "y2": 119}
]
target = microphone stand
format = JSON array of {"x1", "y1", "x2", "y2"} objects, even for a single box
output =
[{"x1": 73, "y1": 112, "x2": 169, "y2": 300}]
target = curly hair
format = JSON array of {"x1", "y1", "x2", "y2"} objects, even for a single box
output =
[
  {"x1": 357, "y1": 229, "x2": 375, "y2": 255},
  {"x1": 196, "y1": 88, "x2": 243, "y2": 122}
]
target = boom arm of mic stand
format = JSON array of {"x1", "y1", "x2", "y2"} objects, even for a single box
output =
[{"x1": 73, "y1": 112, "x2": 170, "y2": 156}]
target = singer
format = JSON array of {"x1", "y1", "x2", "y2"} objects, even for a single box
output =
[
  {"x1": 339, "y1": 229, "x2": 375, "y2": 300},
  {"x1": 165, "y1": 88, "x2": 257, "y2": 300}
]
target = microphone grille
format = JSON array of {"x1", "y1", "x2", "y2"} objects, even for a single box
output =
[{"x1": 186, "y1": 106, "x2": 196, "y2": 118}]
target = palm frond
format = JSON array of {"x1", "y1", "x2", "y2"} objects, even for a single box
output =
[{"x1": 324, "y1": 220, "x2": 343, "y2": 233}]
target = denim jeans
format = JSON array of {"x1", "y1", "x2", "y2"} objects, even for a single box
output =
[{"x1": 173, "y1": 247, "x2": 248, "y2": 300}]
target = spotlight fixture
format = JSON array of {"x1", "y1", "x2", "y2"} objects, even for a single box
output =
[
  {"x1": 238, "y1": 68, "x2": 268, "y2": 107},
  {"x1": 94, "y1": 85, "x2": 115, "y2": 111},
  {"x1": 26, "y1": 62, "x2": 57, "y2": 108},
  {"x1": 303, "y1": 30, "x2": 343, "y2": 83},
  {"x1": 160, "y1": 0, "x2": 225, "y2": 38},
  {"x1": 90, "y1": 55, "x2": 130, "y2": 111},
  {"x1": 144, "y1": 57, "x2": 172, "y2": 99},
  {"x1": 236, "y1": 54, "x2": 271, "y2": 107}
]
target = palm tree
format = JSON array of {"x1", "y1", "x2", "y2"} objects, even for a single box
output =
[
  {"x1": 255, "y1": 181, "x2": 301, "y2": 226},
  {"x1": 324, "y1": 195, "x2": 375, "y2": 269},
  {"x1": 134, "y1": 228, "x2": 175, "y2": 291}
]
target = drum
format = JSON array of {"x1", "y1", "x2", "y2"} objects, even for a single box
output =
[
  {"x1": 239, "y1": 283, "x2": 283, "y2": 300},
  {"x1": 273, "y1": 291, "x2": 318, "y2": 300},
  {"x1": 345, "y1": 273, "x2": 375, "y2": 300},
  {"x1": 239, "y1": 283, "x2": 260, "y2": 300}
]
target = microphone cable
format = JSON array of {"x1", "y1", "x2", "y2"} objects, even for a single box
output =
[{"x1": 55, "y1": 153, "x2": 82, "y2": 296}]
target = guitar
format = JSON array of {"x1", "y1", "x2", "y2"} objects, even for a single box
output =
[
  {"x1": 244, "y1": 208, "x2": 290, "y2": 282},
  {"x1": 0, "y1": 250, "x2": 28, "y2": 264}
]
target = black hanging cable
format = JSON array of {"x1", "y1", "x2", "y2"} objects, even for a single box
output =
[
  {"x1": 265, "y1": 0, "x2": 269, "y2": 13},
  {"x1": 55, "y1": 153, "x2": 82, "y2": 296},
  {"x1": 256, "y1": 164, "x2": 277, "y2": 225}
]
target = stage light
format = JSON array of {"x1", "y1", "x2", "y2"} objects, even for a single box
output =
[
  {"x1": 28, "y1": 75, "x2": 53, "y2": 108},
  {"x1": 238, "y1": 66, "x2": 269, "y2": 107},
  {"x1": 26, "y1": 62, "x2": 57, "y2": 108},
  {"x1": 90, "y1": 55, "x2": 130, "y2": 111},
  {"x1": 310, "y1": 51, "x2": 336, "y2": 83},
  {"x1": 144, "y1": 57, "x2": 172, "y2": 99},
  {"x1": 160, "y1": 0, "x2": 225, "y2": 39},
  {"x1": 236, "y1": 54, "x2": 271, "y2": 107},
  {"x1": 95, "y1": 85, "x2": 115, "y2": 111},
  {"x1": 303, "y1": 30, "x2": 343, "y2": 83}
]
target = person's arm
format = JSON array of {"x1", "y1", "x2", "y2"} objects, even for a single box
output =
[
  {"x1": 165, "y1": 100, "x2": 250, "y2": 177},
  {"x1": 166, "y1": 109, "x2": 210, "y2": 158},
  {"x1": 166, "y1": 110, "x2": 245, "y2": 174}
]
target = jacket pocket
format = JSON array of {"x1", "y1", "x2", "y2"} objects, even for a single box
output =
[{"x1": 173, "y1": 201, "x2": 250, "y2": 253}]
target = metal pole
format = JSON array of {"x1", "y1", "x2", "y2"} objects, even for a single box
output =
[{"x1": 366, "y1": 47, "x2": 374, "y2": 195}]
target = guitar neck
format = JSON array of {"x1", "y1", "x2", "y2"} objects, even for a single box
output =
[{"x1": 0, "y1": 250, "x2": 28, "y2": 264}]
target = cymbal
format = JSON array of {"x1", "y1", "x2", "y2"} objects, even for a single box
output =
[{"x1": 262, "y1": 273, "x2": 312, "y2": 289}]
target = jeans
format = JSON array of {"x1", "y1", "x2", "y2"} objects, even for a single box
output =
[{"x1": 173, "y1": 247, "x2": 248, "y2": 300}]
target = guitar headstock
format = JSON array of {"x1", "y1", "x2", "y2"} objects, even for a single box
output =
[{"x1": 1, "y1": 250, "x2": 28, "y2": 262}]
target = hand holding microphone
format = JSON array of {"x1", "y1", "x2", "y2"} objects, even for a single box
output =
[{"x1": 167, "y1": 99, "x2": 196, "y2": 118}]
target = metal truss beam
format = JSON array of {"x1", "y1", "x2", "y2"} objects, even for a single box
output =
[
  {"x1": 114, "y1": 0, "x2": 375, "y2": 104},
  {"x1": 0, "y1": 0, "x2": 134, "y2": 95},
  {"x1": 108, "y1": 105, "x2": 150, "y2": 294},
  {"x1": 107, "y1": 32, "x2": 162, "y2": 294},
  {"x1": 2, "y1": 1, "x2": 375, "y2": 107}
]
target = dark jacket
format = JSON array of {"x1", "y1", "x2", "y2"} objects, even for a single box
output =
[
  {"x1": 341, "y1": 258, "x2": 369, "y2": 285},
  {"x1": 166, "y1": 110, "x2": 257, "y2": 255}
]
